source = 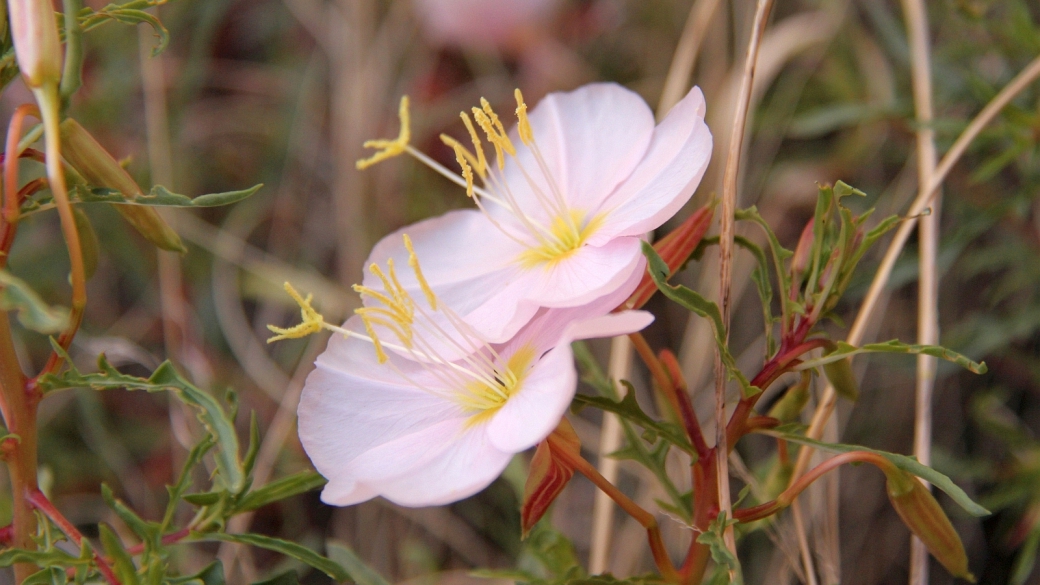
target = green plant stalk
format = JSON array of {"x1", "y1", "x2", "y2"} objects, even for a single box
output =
[
  {"x1": 59, "y1": 0, "x2": 83, "y2": 107},
  {"x1": 0, "y1": 310, "x2": 37, "y2": 582}
]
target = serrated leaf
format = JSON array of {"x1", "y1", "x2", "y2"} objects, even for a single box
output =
[
  {"x1": 326, "y1": 541, "x2": 390, "y2": 585},
  {"x1": 770, "y1": 431, "x2": 989, "y2": 516},
  {"x1": 200, "y1": 533, "x2": 349, "y2": 582},
  {"x1": 642, "y1": 243, "x2": 758, "y2": 397},
  {"x1": 0, "y1": 270, "x2": 69, "y2": 333},
  {"x1": 0, "y1": 548, "x2": 84, "y2": 568},
  {"x1": 793, "y1": 339, "x2": 987, "y2": 374},
  {"x1": 74, "y1": 183, "x2": 263, "y2": 208},
  {"x1": 40, "y1": 357, "x2": 245, "y2": 491},
  {"x1": 572, "y1": 390, "x2": 694, "y2": 456},
  {"x1": 235, "y1": 471, "x2": 326, "y2": 512},
  {"x1": 94, "y1": 8, "x2": 168, "y2": 55},
  {"x1": 696, "y1": 514, "x2": 742, "y2": 584}
]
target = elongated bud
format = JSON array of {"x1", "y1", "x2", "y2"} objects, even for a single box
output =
[
  {"x1": 768, "y1": 371, "x2": 811, "y2": 423},
  {"x1": 885, "y1": 468, "x2": 974, "y2": 581},
  {"x1": 520, "y1": 419, "x2": 580, "y2": 537},
  {"x1": 624, "y1": 203, "x2": 714, "y2": 310},
  {"x1": 60, "y1": 119, "x2": 186, "y2": 252},
  {"x1": 8, "y1": 0, "x2": 62, "y2": 88},
  {"x1": 822, "y1": 354, "x2": 858, "y2": 402},
  {"x1": 790, "y1": 217, "x2": 814, "y2": 283}
]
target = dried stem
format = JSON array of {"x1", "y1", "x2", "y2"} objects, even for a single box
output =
[
  {"x1": 589, "y1": 334, "x2": 631, "y2": 573},
  {"x1": 793, "y1": 50, "x2": 1040, "y2": 482},
  {"x1": 656, "y1": 0, "x2": 723, "y2": 118},
  {"x1": 715, "y1": 0, "x2": 775, "y2": 565},
  {"x1": 900, "y1": 0, "x2": 940, "y2": 582}
]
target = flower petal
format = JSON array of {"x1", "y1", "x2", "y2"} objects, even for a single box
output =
[
  {"x1": 565, "y1": 310, "x2": 655, "y2": 341},
  {"x1": 494, "y1": 83, "x2": 655, "y2": 225},
  {"x1": 517, "y1": 236, "x2": 645, "y2": 307},
  {"x1": 590, "y1": 86, "x2": 712, "y2": 241},
  {"x1": 486, "y1": 342, "x2": 577, "y2": 453}
]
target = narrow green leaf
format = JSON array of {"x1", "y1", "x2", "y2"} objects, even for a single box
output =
[
  {"x1": 99, "y1": 523, "x2": 141, "y2": 585},
  {"x1": 326, "y1": 541, "x2": 391, "y2": 585},
  {"x1": 163, "y1": 436, "x2": 216, "y2": 531},
  {"x1": 251, "y1": 570, "x2": 300, "y2": 585},
  {"x1": 199, "y1": 533, "x2": 349, "y2": 582},
  {"x1": 73, "y1": 183, "x2": 262, "y2": 208},
  {"x1": 0, "y1": 270, "x2": 69, "y2": 333},
  {"x1": 642, "y1": 243, "x2": 758, "y2": 396},
  {"x1": 182, "y1": 492, "x2": 223, "y2": 506},
  {"x1": 102, "y1": 484, "x2": 159, "y2": 542},
  {"x1": 21, "y1": 567, "x2": 67, "y2": 585},
  {"x1": 0, "y1": 548, "x2": 83, "y2": 568},
  {"x1": 770, "y1": 431, "x2": 989, "y2": 516},
  {"x1": 793, "y1": 339, "x2": 987, "y2": 374},
  {"x1": 572, "y1": 390, "x2": 694, "y2": 455},
  {"x1": 40, "y1": 357, "x2": 245, "y2": 491},
  {"x1": 72, "y1": 207, "x2": 99, "y2": 279},
  {"x1": 235, "y1": 471, "x2": 327, "y2": 512},
  {"x1": 167, "y1": 561, "x2": 226, "y2": 585}
]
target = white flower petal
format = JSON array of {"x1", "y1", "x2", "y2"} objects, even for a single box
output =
[
  {"x1": 590, "y1": 86, "x2": 712, "y2": 242},
  {"x1": 519, "y1": 236, "x2": 644, "y2": 307},
  {"x1": 494, "y1": 83, "x2": 655, "y2": 225},
  {"x1": 565, "y1": 310, "x2": 655, "y2": 341},
  {"x1": 486, "y1": 342, "x2": 576, "y2": 453}
]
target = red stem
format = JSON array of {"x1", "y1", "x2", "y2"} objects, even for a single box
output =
[
  {"x1": 124, "y1": 528, "x2": 192, "y2": 557},
  {"x1": 659, "y1": 349, "x2": 710, "y2": 460},
  {"x1": 25, "y1": 489, "x2": 122, "y2": 585}
]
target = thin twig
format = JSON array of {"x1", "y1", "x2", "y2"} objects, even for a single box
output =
[
  {"x1": 793, "y1": 52, "x2": 1040, "y2": 480},
  {"x1": 25, "y1": 489, "x2": 121, "y2": 585},
  {"x1": 716, "y1": 0, "x2": 775, "y2": 567},
  {"x1": 656, "y1": 0, "x2": 723, "y2": 118},
  {"x1": 900, "y1": 0, "x2": 939, "y2": 582}
]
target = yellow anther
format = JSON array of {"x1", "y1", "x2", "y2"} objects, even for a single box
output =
[
  {"x1": 440, "y1": 134, "x2": 486, "y2": 180},
  {"x1": 267, "y1": 282, "x2": 326, "y2": 343},
  {"x1": 514, "y1": 89, "x2": 533, "y2": 145},
  {"x1": 472, "y1": 109, "x2": 506, "y2": 170},
  {"x1": 459, "y1": 113, "x2": 489, "y2": 175},
  {"x1": 476, "y1": 100, "x2": 516, "y2": 158},
  {"x1": 450, "y1": 142, "x2": 476, "y2": 197},
  {"x1": 356, "y1": 95, "x2": 411, "y2": 170},
  {"x1": 404, "y1": 234, "x2": 438, "y2": 310},
  {"x1": 358, "y1": 313, "x2": 389, "y2": 363}
]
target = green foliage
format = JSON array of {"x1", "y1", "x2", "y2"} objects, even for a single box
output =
[
  {"x1": 572, "y1": 390, "x2": 694, "y2": 457},
  {"x1": 199, "y1": 533, "x2": 349, "y2": 582},
  {"x1": 794, "y1": 339, "x2": 987, "y2": 375},
  {"x1": 327, "y1": 541, "x2": 392, "y2": 585},
  {"x1": 0, "y1": 270, "x2": 69, "y2": 333},
  {"x1": 696, "y1": 514, "x2": 742, "y2": 585}
]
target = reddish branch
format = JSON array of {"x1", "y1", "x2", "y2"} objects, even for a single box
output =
[{"x1": 25, "y1": 489, "x2": 122, "y2": 585}]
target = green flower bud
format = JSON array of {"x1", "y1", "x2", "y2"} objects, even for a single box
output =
[{"x1": 8, "y1": 0, "x2": 62, "y2": 88}]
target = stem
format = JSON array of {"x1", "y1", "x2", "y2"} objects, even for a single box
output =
[
  {"x1": 550, "y1": 437, "x2": 680, "y2": 583},
  {"x1": 735, "y1": 451, "x2": 892, "y2": 523},
  {"x1": 60, "y1": 0, "x2": 84, "y2": 107},
  {"x1": 31, "y1": 84, "x2": 87, "y2": 379},
  {"x1": 659, "y1": 349, "x2": 710, "y2": 460},
  {"x1": 0, "y1": 310, "x2": 36, "y2": 582},
  {"x1": 3, "y1": 104, "x2": 40, "y2": 226},
  {"x1": 26, "y1": 489, "x2": 121, "y2": 585},
  {"x1": 125, "y1": 528, "x2": 191, "y2": 556}
]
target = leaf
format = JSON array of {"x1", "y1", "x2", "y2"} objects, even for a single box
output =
[
  {"x1": 163, "y1": 436, "x2": 216, "y2": 531},
  {"x1": 40, "y1": 356, "x2": 245, "y2": 492},
  {"x1": 0, "y1": 548, "x2": 83, "y2": 568},
  {"x1": 0, "y1": 270, "x2": 69, "y2": 333},
  {"x1": 696, "y1": 514, "x2": 742, "y2": 585},
  {"x1": 200, "y1": 533, "x2": 350, "y2": 582},
  {"x1": 642, "y1": 243, "x2": 758, "y2": 397},
  {"x1": 168, "y1": 561, "x2": 226, "y2": 585},
  {"x1": 770, "y1": 431, "x2": 989, "y2": 516},
  {"x1": 99, "y1": 523, "x2": 141, "y2": 585},
  {"x1": 326, "y1": 541, "x2": 391, "y2": 585},
  {"x1": 733, "y1": 235, "x2": 776, "y2": 356},
  {"x1": 572, "y1": 390, "x2": 694, "y2": 456},
  {"x1": 235, "y1": 471, "x2": 327, "y2": 512},
  {"x1": 88, "y1": 7, "x2": 169, "y2": 55},
  {"x1": 102, "y1": 484, "x2": 158, "y2": 542},
  {"x1": 182, "y1": 492, "x2": 223, "y2": 506},
  {"x1": 75, "y1": 184, "x2": 263, "y2": 208},
  {"x1": 793, "y1": 339, "x2": 987, "y2": 374},
  {"x1": 22, "y1": 568, "x2": 68, "y2": 585}
]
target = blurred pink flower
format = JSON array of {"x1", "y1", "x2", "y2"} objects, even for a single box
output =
[
  {"x1": 365, "y1": 83, "x2": 711, "y2": 355},
  {"x1": 298, "y1": 242, "x2": 652, "y2": 506},
  {"x1": 412, "y1": 0, "x2": 560, "y2": 51}
]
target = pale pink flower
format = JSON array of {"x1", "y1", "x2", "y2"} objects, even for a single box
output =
[
  {"x1": 361, "y1": 83, "x2": 711, "y2": 358},
  {"x1": 297, "y1": 240, "x2": 652, "y2": 506},
  {"x1": 412, "y1": 0, "x2": 560, "y2": 51}
]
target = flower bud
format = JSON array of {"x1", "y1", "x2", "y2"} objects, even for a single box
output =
[
  {"x1": 768, "y1": 371, "x2": 811, "y2": 422},
  {"x1": 60, "y1": 119, "x2": 186, "y2": 253},
  {"x1": 520, "y1": 419, "x2": 580, "y2": 537},
  {"x1": 625, "y1": 203, "x2": 714, "y2": 310},
  {"x1": 885, "y1": 468, "x2": 974, "y2": 582},
  {"x1": 790, "y1": 217, "x2": 814, "y2": 282},
  {"x1": 822, "y1": 355, "x2": 858, "y2": 402},
  {"x1": 8, "y1": 0, "x2": 62, "y2": 88}
]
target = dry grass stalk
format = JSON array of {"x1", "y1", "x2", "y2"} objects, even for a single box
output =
[
  {"x1": 656, "y1": 0, "x2": 723, "y2": 119},
  {"x1": 715, "y1": 0, "x2": 775, "y2": 567},
  {"x1": 900, "y1": 0, "x2": 940, "y2": 582},
  {"x1": 791, "y1": 50, "x2": 1040, "y2": 487},
  {"x1": 589, "y1": 335, "x2": 632, "y2": 573}
]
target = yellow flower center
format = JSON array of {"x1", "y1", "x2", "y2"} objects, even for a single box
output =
[
  {"x1": 459, "y1": 344, "x2": 536, "y2": 426},
  {"x1": 517, "y1": 210, "x2": 605, "y2": 269}
]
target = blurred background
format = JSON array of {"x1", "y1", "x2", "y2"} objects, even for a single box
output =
[{"x1": 2, "y1": 0, "x2": 1040, "y2": 583}]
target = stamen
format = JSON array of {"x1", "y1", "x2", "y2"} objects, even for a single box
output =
[
  {"x1": 356, "y1": 96, "x2": 411, "y2": 170},
  {"x1": 514, "y1": 89, "x2": 533, "y2": 146},
  {"x1": 480, "y1": 98, "x2": 515, "y2": 155},
  {"x1": 404, "y1": 234, "x2": 438, "y2": 310},
  {"x1": 459, "y1": 112, "x2": 489, "y2": 175},
  {"x1": 358, "y1": 313, "x2": 389, "y2": 363},
  {"x1": 439, "y1": 134, "x2": 485, "y2": 179},
  {"x1": 266, "y1": 282, "x2": 325, "y2": 342},
  {"x1": 447, "y1": 140, "x2": 476, "y2": 197}
]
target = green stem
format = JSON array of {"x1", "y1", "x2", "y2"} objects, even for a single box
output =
[{"x1": 60, "y1": 0, "x2": 84, "y2": 108}]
